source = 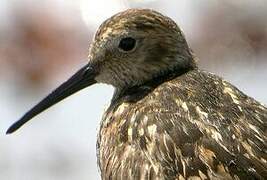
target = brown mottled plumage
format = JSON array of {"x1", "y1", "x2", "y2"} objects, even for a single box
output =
[{"x1": 7, "y1": 9, "x2": 267, "y2": 179}]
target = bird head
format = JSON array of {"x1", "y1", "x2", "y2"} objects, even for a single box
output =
[
  {"x1": 90, "y1": 9, "x2": 195, "y2": 87},
  {"x1": 6, "y1": 9, "x2": 195, "y2": 134}
]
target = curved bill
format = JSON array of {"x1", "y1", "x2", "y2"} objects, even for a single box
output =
[{"x1": 6, "y1": 64, "x2": 97, "y2": 134}]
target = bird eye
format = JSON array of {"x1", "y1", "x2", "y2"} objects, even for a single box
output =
[{"x1": 118, "y1": 37, "x2": 136, "y2": 52}]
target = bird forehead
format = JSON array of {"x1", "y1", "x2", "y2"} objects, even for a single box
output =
[{"x1": 94, "y1": 9, "x2": 179, "y2": 41}]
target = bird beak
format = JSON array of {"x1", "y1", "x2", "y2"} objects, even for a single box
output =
[{"x1": 6, "y1": 63, "x2": 97, "y2": 134}]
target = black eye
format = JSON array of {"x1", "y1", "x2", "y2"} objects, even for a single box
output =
[{"x1": 118, "y1": 37, "x2": 136, "y2": 52}]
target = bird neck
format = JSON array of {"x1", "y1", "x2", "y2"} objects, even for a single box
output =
[{"x1": 111, "y1": 58, "x2": 197, "y2": 106}]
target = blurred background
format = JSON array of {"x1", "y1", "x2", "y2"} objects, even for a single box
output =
[{"x1": 0, "y1": 0, "x2": 266, "y2": 179}]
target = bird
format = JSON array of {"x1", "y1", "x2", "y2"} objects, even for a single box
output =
[{"x1": 6, "y1": 8, "x2": 267, "y2": 179}]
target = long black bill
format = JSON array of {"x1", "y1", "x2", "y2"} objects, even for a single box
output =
[{"x1": 6, "y1": 64, "x2": 97, "y2": 134}]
